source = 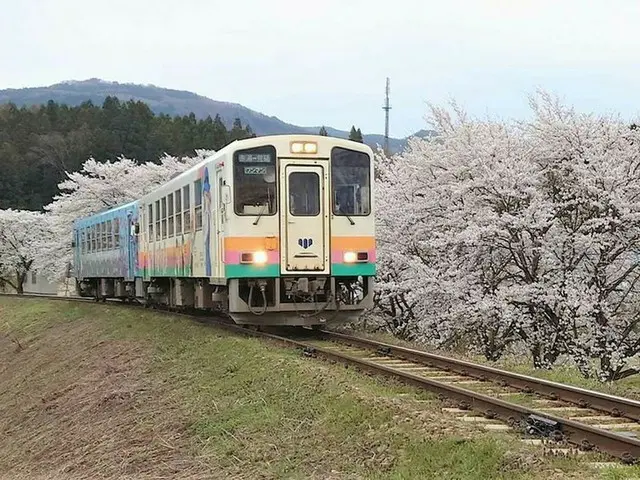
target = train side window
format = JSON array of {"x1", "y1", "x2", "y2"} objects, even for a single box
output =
[
  {"x1": 161, "y1": 197, "x2": 167, "y2": 239},
  {"x1": 148, "y1": 204, "x2": 153, "y2": 241},
  {"x1": 90, "y1": 226, "x2": 94, "y2": 252},
  {"x1": 114, "y1": 218, "x2": 120, "y2": 248},
  {"x1": 175, "y1": 189, "x2": 182, "y2": 235},
  {"x1": 331, "y1": 147, "x2": 371, "y2": 216},
  {"x1": 194, "y1": 179, "x2": 202, "y2": 230},
  {"x1": 106, "y1": 220, "x2": 112, "y2": 250},
  {"x1": 155, "y1": 200, "x2": 161, "y2": 241},
  {"x1": 183, "y1": 185, "x2": 191, "y2": 232},
  {"x1": 168, "y1": 193, "x2": 174, "y2": 238},
  {"x1": 102, "y1": 222, "x2": 108, "y2": 251}
]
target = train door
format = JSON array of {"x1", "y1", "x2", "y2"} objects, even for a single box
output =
[
  {"x1": 280, "y1": 160, "x2": 330, "y2": 274},
  {"x1": 128, "y1": 208, "x2": 140, "y2": 279},
  {"x1": 215, "y1": 168, "x2": 226, "y2": 279},
  {"x1": 73, "y1": 227, "x2": 81, "y2": 278},
  {"x1": 143, "y1": 203, "x2": 152, "y2": 281}
]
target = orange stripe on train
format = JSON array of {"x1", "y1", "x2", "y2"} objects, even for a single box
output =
[
  {"x1": 224, "y1": 236, "x2": 280, "y2": 251},
  {"x1": 223, "y1": 236, "x2": 374, "y2": 251},
  {"x1": 331, "y1": 236, "x2": 376, "y2": 250}
]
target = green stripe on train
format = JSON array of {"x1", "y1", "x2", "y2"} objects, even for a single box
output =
[
  {"x1": 225, "y1": 264, "x2": 280, "y2": 278},
  {"x1": 331, "y1": 263, "x2": 376, "y2": 276},
  {"x1": 143, "y1": 263, "x2": 375, "y2": 278}
]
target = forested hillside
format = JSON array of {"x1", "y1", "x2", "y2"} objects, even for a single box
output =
[
  {"x1": 0, "y1": 79, "x2": 411, "y2": 151},
  {"x1": 0, "y1": 97, "x2": 254, "y2": 210}
]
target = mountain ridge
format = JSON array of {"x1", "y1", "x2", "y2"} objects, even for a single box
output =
[{"x1": 0, "y1": 78, "x2": 431, "y2": 152}]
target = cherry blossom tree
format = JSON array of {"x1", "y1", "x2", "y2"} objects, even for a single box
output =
[
  {"x1": 525, "y1": 92, "x2": 640, "y2": 381},
  {"x1": 375, "y1": 106, "x2": 545, "y2": 359},
  {"x1": 0, "y1": 209, "x2": 50, "y2": 294},
  {"x1": 375, "y1": 92, "x2": 640, "y2": 381}
]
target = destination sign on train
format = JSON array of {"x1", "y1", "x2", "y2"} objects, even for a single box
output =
[{"x1": 238, "y1": 153, "x2": 273, "y2": 163}]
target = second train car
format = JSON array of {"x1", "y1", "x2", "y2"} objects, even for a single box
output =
[{"x1": 73, "y1": 134, "x2": 376, "y2": 326}]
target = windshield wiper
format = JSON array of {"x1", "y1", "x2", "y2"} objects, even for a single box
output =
[
  {"x1": 339, "y1": 205, "x2": 355, "y2": 225},
  {"x1": 252, "y1": 203, "x2": 268, "y2": 225}
]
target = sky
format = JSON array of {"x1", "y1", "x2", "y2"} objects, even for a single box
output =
[{"x1": 2, "y1": 0, "x2": 640, "y2": 138}]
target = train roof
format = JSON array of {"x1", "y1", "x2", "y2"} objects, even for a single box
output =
[{"x1": 73, "y1": 200, "x2": 138, "y2": 227}]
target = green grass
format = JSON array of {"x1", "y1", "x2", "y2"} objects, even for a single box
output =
[{"x1": 2, "y1": 296, "x2": 638, "y2": 479}]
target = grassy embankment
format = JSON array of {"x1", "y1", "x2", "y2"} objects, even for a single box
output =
[{"x1": 0, "y1": 296, "x2": 637, "y2": 479}]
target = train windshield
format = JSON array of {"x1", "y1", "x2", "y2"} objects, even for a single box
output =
[
  {"x1": 233, "y1": 146, "x2": 277, "y2": 216},
  {"x1": 331, "y1": 147, "x2": 371, "y2": 216}
]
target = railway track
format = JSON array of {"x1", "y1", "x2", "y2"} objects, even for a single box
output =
[
  {"x1": 299, "y1": 330, "x2": 640, "y2": 464},
  {"x1": 4, "y1": 292, "x2": 640, "y2": 465}
]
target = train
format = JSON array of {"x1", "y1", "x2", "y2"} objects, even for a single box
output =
[{"x1": 71, "y1": 134, "x2": 376, "y2": 327}]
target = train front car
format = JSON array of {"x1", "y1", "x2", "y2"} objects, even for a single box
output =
[{"x1": 227, "y1": 135, "x2": 375, "y2": 326}]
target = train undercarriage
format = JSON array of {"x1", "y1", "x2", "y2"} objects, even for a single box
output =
[{"x1": 76, "y1": 274, "x2": 372, "y2": 327}]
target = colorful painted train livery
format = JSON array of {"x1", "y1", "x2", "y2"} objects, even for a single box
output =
[{"x1": 72, "y1": 134, "x2": 376, "y2": 326}]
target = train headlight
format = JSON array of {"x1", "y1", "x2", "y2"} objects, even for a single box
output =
[
  {"x1": 252, "y1": 251, "x2": 268, "y2": 265},
  {"x1": 240, "y1": 251, "x2": 268, "y2": 264},
  {"x1": 343, "y1": 251, "x2": 368, "y2": 263},
  {"x1": 343, "y1": 251, "x2": 357, "y2": 263},
  {"x1": 290, "y1": 141, "x2": 318, "y2": 154}
]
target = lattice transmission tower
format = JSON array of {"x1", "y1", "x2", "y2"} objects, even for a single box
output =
[{"x1": 383, "y1": 77, "x2": 391, "y2": 155}]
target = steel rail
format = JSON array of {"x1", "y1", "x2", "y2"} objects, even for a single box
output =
[{"x1": 319, "y1": 330, "x2": 640, "y2": 423}]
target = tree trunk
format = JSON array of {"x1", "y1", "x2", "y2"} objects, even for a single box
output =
[
  {"x1": 15, "y1": 271, "x2": 25, "y2": 295},
  {"x1": 612, "y1": 368, "x2": 640, "y2": 381},
  {"x1": 531, "y1": 343, "x2": 557, "y2": 369}
]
